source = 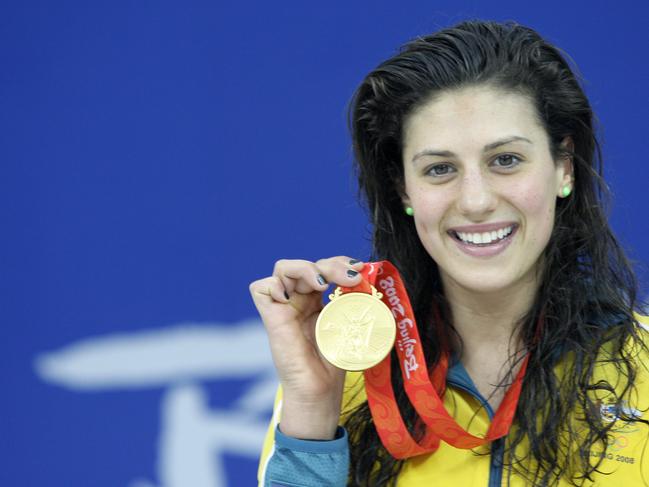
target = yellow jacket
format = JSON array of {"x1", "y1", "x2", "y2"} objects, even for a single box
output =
[{"x1": 259, "y1": 314, "x2": 649, "y2": 486}]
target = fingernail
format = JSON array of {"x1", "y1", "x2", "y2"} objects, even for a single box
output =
[
  {"x1": 347, "y1": 269, "x2": 359, "y2": 278},
  {"x1": 284, "y1": 291, "x2": 290, "y2": 300},
  {"x1": 317, "y1": 274, "x2": 327, "y2": 286},
  {"x1": 349, "y1": 259, "x2": 361, "y2": 265}
]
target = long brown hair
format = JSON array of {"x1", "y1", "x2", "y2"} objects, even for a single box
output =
[{"x1": 345, "y1": 20, "x2": 644, "y2": 486}]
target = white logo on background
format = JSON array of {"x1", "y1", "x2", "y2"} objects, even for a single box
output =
[{"x1": 34, "y1": 319, "x2": 276, "y2": 487}]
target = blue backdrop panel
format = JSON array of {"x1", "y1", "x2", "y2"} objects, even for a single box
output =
[{"x1": 2, "y1": 1, "x2": 648, "y2": 486}]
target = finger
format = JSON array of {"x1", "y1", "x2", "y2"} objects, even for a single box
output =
[
  {"x1": 249, "y1": 276, "x2": 289, "y2": 307},
  {"x1": 312, "y1": 256, "x2": 366, "y2": 290},
  {"x1": 347, "y1": 257, "x2": 365, "y2": 270},
  {"x1": 273, "y1": 259, "x2": 330, "y2": 296},
  {"x1": 272, "y1": 257, "x2": 366, "y2": 296},
  {"x1": 315, "y1": 255, "x2": 366, "y2": 272}
]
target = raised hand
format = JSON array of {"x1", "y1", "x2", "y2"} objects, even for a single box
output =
[{"x1": 249, "y1": 256, "x2": 364, "y2": 439}]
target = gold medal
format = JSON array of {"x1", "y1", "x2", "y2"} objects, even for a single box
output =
[{"x1": 315, "y1": 285, "x2": 396, "y2": 371}]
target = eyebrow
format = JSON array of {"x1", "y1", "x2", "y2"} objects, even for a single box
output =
[{"x1": 411, "y1": 136, "x2": 533, "y2": 162}]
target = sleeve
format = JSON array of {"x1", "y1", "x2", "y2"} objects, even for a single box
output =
[{"x1": 257, "y1": 386, "x2": 350, "y2": 487}]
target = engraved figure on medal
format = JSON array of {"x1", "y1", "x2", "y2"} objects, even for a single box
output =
[
  {"x1": 323, "y1": 304, "x2": 375, "y2": 361},
  {"x1": 315, "y1": 285, "x2": 396, "y2": 371}
]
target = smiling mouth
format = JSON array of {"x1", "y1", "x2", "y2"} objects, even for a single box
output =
[{"x1": 449, "y1": 224, "x2": 518, "y2": 246}]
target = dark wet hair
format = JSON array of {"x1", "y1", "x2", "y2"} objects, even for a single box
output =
[{"x1": 344, "y1": 20, "x2": 645, "y2": 486}]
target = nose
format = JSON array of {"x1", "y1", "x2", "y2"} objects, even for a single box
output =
[{"x1": 456, "y1": 169, "x2": 497, "y2": 219}]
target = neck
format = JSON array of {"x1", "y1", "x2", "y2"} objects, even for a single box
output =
[
  {"x1": 441, "y1": 275, "x2": 537, "y2": 409},
  {"x1": 442, "y1": 275, "x2": 537, "y2": 353}
]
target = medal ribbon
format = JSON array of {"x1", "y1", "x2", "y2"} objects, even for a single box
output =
[{"x1": 341, "y1": 261, "x2": 529, "y2": 459}]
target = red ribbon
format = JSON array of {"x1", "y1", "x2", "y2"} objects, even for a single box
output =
[{"x1": 344, "y1": 261, "x2": 529, "y2": 459}]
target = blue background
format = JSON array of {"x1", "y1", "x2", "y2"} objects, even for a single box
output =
[{"x1": 2, "y1": 1, "x2": 648, "y2": 486}]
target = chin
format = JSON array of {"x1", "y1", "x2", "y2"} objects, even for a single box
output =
[
  {"x1": 466, "y1": 281, "x2": 518, "y2": 295},
  {"x1": 443, "y1": 267, "x2": 533, "y2": 296}
]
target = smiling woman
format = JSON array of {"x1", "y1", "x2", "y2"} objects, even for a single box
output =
[
  {"x1": 402, "y1": 86, "x2": 569, "y2": 297},
  {"x1": 250, "y1": 20, "x2": 649, "y2": 486}
]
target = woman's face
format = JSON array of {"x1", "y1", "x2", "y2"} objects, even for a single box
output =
[{"x1": 401, "y1": 85, "x2": 572, "y2": 296}]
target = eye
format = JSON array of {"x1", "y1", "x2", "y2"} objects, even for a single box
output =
[
  {"x1": 491, "y1": 154, "x2": 522, "y2": 169},
  {"x1": 426, "y1": 163, "x2": 456, "y2": 177}
]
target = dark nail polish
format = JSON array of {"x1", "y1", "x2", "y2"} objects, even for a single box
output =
[
  {"x1": 317, "y1": 274, "x2": 327, "y2": 286},
  {"x1": 284, "y1": 291, "x2": 290, "y2": 300},
  {"x1": 347, "y1": 269, "x2": 359, "y2": 278},
  {"x1": 349, "y1": 259, "x2": 361, "y2": 265}
]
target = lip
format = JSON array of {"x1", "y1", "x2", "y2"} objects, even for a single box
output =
[
  {"x1": 447, "y1": 223, "x2": 519, "y2": 258},
  {"x1": 448, "y1": 221, "x2": 518, "y2": 233}
]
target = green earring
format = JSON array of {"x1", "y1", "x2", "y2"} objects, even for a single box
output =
[
  {"x1": 405, "y1": 206, "x2": 414, "y2": 216},
  {"x1": 562, "y1": 186, "x2": 572, "y2": 198}
]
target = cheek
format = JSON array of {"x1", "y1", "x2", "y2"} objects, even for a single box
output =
[
  {"x1": 512, "y1": 180, "x2": 557, "y2": 240},
  {"x1": 409, "y1": 187, "x2": 451, "y2": 249},
  {"x1": 409, "y1": 187, "x2": 449, "y2": 226}
]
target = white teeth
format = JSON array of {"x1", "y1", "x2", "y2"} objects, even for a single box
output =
[{"x1": 455, "y1": 225, "x2": 514, "y2": 245}]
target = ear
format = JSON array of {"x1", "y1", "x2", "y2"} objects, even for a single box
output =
[
  {"x1": 556, "y1": 136, "x2": 574, "y2": 197},
  {"x1": 397, "y1": 178, "x2": 412, "y2": 210},
  {"x1": 401, "y1": 193, "x2": 411, "y2": 208}
]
